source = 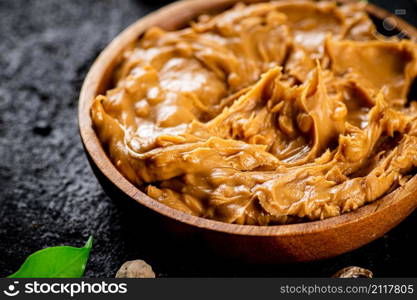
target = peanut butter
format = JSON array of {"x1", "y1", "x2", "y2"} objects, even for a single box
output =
[{"x1": 91, "y1": 1, "x2": 417, "y2": 225}]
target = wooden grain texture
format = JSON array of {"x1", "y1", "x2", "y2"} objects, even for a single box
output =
[{"x1": 78, "y1": 0, "x2": 417, "y2": 263}]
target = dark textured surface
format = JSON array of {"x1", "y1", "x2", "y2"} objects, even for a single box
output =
[{"x1": 1, "y1": 0, "x2": 417, "y2": 278}]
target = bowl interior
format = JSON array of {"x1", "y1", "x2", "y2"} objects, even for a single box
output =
[{"x1": 79, "y1": 0, "x2": 417, "y2": 237}]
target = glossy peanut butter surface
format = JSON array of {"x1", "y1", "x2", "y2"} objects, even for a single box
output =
[{"x1": 92, "y1": 1, "x2": 417, "y2": 225}]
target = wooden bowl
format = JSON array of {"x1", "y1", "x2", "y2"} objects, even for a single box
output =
[{"x1": 78, "y1": 0, "x2": 417, "y2": 263}]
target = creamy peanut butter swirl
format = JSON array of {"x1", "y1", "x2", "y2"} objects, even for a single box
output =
[{"x1": 92, "y1": 0, "x2": 417, "y2": 225}]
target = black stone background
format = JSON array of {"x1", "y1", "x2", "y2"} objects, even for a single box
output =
[{"x1": 1, "y1": 0, "x2": 417, "y2": 278}]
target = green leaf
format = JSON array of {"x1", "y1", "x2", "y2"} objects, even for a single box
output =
[{"x1": 8, "y1": 236, "x2": 93, "y2": 278}]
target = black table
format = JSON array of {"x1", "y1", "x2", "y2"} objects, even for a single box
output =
[{"x1": 1, "y1": 0, "x2": 417, "y2": 277}]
